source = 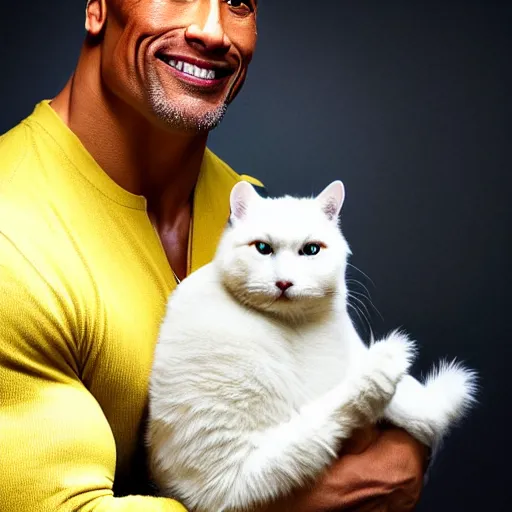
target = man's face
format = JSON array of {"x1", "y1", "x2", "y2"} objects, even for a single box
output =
[{"x1": 96, "y1": 0, "x2": 258, "y2": 133}]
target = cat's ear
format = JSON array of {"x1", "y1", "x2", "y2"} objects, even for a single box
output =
[
  {"x1": 316, "y1": 181, "x2": 345, "y2": 221},
  {"x1": 230, "y1": 181, "x2": 260, "y2": 220}
]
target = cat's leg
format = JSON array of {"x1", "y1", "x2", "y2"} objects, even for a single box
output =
[
  {"x1": 337, "y1": 330, "x2": 418, "y2": 426},
  {"x1": 383, "y1": 360, "x2": 478, "y2": 450}
]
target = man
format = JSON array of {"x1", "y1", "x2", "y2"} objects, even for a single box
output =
[{"x1": 0, "y1": 1, "x2": 427, "y2": 510}]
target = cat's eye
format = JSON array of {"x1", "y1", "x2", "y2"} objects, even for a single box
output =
[
  {"x1": 253, "y1": 241, "x2": 273, "y2": 255},
  {"x1": 300, "y1": 243, "x2": 322, "y2": 256}
]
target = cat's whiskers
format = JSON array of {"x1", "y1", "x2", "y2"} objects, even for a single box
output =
[
  {"x1": 346, "y1": 302, "x2": 375, "y2": 337},
  {"x1": 347, "y1": 262, "x2": 376, "y2": 287},
  {"x1": 237, "y1": 284, "x2": 281, "y2": 311},
  {"x1": 347, "y1": 293, "x2": 374, "y2": 324},
  {"x1": 238, "y1": 284, "x2": 334, "y2": 322},
  {"x1": 346, "y1": 274, "x2": 383, "y2": 322},
  {"x1": 346, "y1": 296, "x2": 372, "y2": 333},
  {"x1": 349, "y1": 290, "x2": 383, "y2": 321},
  {"x1": 347, "y1": 302, "x2": 366, "y2": 328},
  {"x1": 346, "y1": 278, "x2": 373, "y2": 300}
]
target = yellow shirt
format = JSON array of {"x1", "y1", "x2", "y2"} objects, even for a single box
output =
[{"x1": 0, "y1": 101, "x2": 263, "y2": 511}]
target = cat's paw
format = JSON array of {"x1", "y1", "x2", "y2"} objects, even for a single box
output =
[
  {"x1": 366, "y1": 330, "x2": 416, "y2": 392},
  {"x1": 352, "y1": 330, "x2": 416, "y2": 422},
  {"x1": 424, "y1": 359, "x2": 478, "y2": 423}
]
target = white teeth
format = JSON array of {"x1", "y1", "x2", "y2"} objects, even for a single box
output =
[{"x1": 166, "y1": 58, "x2": 217, "y2": 80}]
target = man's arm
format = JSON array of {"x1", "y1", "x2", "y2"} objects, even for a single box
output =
[
  {"x1": 0, "y1": 242, "x2": 186, "y2": 512},
  {"x1": 263, "y1": 425, "x2": 427, "y2": 512}
]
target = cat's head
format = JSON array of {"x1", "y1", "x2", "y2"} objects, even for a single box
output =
[{"x1": 214, "y1": 180, "x2": 351, "y2": 321}]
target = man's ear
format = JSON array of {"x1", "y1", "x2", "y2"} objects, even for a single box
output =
[{"x1": 85, "y1": 0, "x2": 108, "y2": 37}]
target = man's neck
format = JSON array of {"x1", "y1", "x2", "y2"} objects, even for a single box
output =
[{"x1": 50, "y1": 45, "x2": 207, "y2": 226}]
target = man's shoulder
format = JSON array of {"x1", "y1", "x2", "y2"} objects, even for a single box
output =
[
  {"x1": 0, "y1": 116, "x2": 48, "y2": 234},
  {"x1": 0, "y1": 118, "x2": 41, "y2": 237},
  {"x1": 203, "y1": 147, "x2": 268, "y2": 197},
  {"x1": 0, "y1": 115, "x2": 78, "y2": 293},
  {"x1": 0, "y1": 119, "x2": 31, "y2": 187}
]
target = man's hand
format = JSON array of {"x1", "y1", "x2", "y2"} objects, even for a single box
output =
[{"x1": 261, "y1": 425, "x2": 428, "y2": 512}]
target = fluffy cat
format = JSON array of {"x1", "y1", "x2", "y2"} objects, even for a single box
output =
[{"x1": 147, "y1": 180, "x2": 477, "y2": 512}]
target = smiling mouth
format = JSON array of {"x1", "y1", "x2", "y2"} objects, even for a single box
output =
[{"x1": 156, "y1": 54, "x2": 233, "y2": 82}]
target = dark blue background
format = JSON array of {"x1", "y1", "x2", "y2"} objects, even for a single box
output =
[{"x1": 2, "y1": 2, "x2": 510, "y2": 511}]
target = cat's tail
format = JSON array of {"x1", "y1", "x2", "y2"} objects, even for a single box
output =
[{"x1": 384, "y1": 360, "x2": 478, "y2": 450}]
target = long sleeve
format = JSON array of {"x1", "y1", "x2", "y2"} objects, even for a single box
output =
[{"x1": 0, "y1": 246, "x2": 186, "y2": 512}]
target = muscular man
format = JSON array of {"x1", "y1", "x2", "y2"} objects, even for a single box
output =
[{"x1": 0, "y1": 1, "x2": 427, "y2": 510}]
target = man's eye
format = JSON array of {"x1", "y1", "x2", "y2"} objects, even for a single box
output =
[{"x1": 226, "y1": 0, "x2": 253, "y2": 12}]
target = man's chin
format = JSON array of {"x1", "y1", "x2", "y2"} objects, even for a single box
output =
[{"x1": 148, "y1": 93, "x2": 228, "y2": 134}]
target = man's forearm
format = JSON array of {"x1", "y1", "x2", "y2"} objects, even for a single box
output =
[{"x1": 260, "y1": 426, "x2": 427, "y2": 512}]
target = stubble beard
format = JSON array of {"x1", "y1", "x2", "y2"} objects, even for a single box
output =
[{"x1": 147, "y1": 79, "x2": 229, "y2": 134}]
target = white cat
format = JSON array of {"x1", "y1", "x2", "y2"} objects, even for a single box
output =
[{"x1": 147, "y1": 180, "x2": 477, "y2": 512}]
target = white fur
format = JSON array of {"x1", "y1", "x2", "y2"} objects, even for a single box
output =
[{"x1": 147, "y1": 181, "x2": 477, "y2": 512}]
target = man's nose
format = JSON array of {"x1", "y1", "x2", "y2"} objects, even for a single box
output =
[{"x1": 185, "y1": 0, "x2": 231, "y2": 53}]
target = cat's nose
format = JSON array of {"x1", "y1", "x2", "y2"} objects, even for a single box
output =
[{"x1": 276, "y1": 281, "x2": 293, "y2": 291}]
